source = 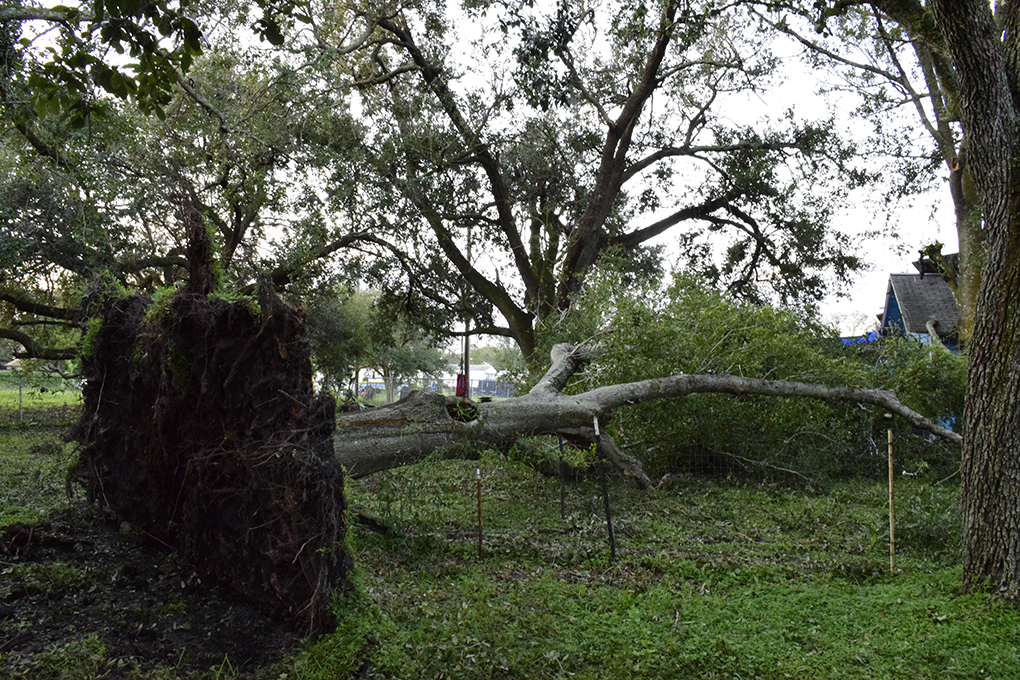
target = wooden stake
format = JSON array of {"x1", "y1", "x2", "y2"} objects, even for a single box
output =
[
  {"x1": 557, "y1": 435, "x2": 567, "y2": 521},
  {"x1": 594, "y1": 417, "x2": 616, "y2": 561},
  {"x1": 477, "y1": 467, "x2": 483, "y2": 558},
  {"x1": 888, "y1": 428, "x2": 896, "y2": 573}
]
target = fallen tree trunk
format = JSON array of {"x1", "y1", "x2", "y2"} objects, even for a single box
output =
[{"x1": 336, "y1": 343, "x2": 962, "y2": 485}]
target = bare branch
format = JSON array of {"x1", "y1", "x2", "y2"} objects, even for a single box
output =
[
  {"x1": 607, "y1": 192, "x2": 742, "y2": 249},
  {"x1": 581, "y1": 372, "x2": 960, "y2": 444},
  {"x1": 0, "y1": 6, "x2": 93, "y2": 23}
]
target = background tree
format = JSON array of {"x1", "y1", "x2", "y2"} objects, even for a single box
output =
[
  {"x1": 305, "y1": 286, "x2": 375, "y2": 395},
  {"x1": 755, "y1": 0, "x2": 1020, "y2": 613},
  {"x1": 306, "y1": 0, "x2": 873, "y2": 359},
  {"x1": 307, "y1": 286, "x2": 446, "y2": 401},
  {"x1": 0, "y1": 4, "x2": 385, "y2": 358},
  {"x1": 753, "y1": 1, "x2": 979, "y2": 340},
  {"x1": 363, "y1": 299, "x2": 446, "y2": 403}
]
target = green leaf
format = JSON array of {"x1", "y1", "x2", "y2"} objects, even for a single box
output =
[
  {"x1": 35, "y1": 97, "x2": 50, "y2": 120},
  {"x1": 256, "y1": 18, "x2": 285, "y2": 46}
]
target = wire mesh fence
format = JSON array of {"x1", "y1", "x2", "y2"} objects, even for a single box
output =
[
  {"x1": 0, "y1": 370, "x2": 81, "y2": 426},
  {"x1": 0, "y1": 370, "x2": 82, "y2": 515}
]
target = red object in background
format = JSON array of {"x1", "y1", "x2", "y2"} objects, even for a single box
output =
[{"x1": 456, "y1": 374, "x2": 467, "y2": 396}]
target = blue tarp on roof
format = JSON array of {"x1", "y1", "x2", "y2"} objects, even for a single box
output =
[{"x1": 841, "y1": 330, "x2": 881, "y2": 345}]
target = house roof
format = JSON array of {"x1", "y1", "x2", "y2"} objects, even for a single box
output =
[{"x1": 885, "y1": 273, "x2": 959, "y2": 336}]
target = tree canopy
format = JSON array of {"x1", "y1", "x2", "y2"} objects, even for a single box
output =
[{"x1": 1, "y1": 0, "x2": 884, "y2": 362}]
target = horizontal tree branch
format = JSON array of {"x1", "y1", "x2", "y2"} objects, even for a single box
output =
[
  {"x1": 0, "y1": 328, "x2": 77, "y2": 360},
  {"x1": 0, "y1": 292, "x2": 77, "y2": 321},
  {"x1": 334, "y1": 343, "x2": 961, "y2": 482},
  {"x1": 0, "y1": 6, "x2": 93, "y2": 22}
]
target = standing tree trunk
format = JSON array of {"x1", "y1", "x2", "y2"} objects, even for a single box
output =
[{"x1": 931, "y1": 0, "x2": 1020, "y2": 601}]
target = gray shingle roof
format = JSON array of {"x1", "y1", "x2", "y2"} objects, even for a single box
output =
[{"x1": 888, "y1": 273, "x2": 960, "y2": 336}]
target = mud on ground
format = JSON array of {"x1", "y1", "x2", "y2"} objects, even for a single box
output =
[{"x1": 1, "y1": 503, "x2": 301, "y2": 679}]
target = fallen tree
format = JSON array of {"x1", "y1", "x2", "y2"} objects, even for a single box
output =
[
  {"x1": 68, "y1": 216, "x2": 959, "y2": 634},
  {"x1": 336, "y1": 344, "x2": 963, "y2": 487}
]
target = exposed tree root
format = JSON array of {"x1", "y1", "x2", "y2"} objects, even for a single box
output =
[{"x1": 72, "y1": 219, "x2": 349, "y2": 634}]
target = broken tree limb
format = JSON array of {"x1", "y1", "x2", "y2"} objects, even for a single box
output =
[{"x1": 334, "y1": 343, "x2": 961, "y2": 482}]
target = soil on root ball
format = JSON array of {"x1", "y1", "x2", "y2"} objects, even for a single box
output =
[{"x1": 72, "y1": 276, "x2": 350, "y2": 633}]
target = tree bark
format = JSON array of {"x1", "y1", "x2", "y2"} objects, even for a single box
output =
[
  {"x1": 334, "y1": 343, "x2": 961, "y2": 485},
  {"x1": 931, "y1": 0, "x2": 1020, "y2": 601}
]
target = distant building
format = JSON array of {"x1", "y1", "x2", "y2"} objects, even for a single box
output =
[
  {"x1": 436, "y1": 362, "x2": 515, "y2": 397},
  {"x1": 879, "y1": 260, "x2": 960, "y2": 354}
]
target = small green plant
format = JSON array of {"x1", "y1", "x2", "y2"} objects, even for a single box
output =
[
  {"x1": 14, "y1": 634, "x2": 108, "y2": 680},
  {"x1": 160, "y1": 600, "x2": 187, "y2": 615},
  {"x1": 2, "y1": 562, "x2": 87, "y2": 597},
  {"x1": 79, "y1": 316, "x2": 104, "y2": 359},
  {"x1": 142, "y1": 283, "x2": 183, "y2": 328},
  {"x1": 210, "y1": 653, "x2": 243, "y2": 679},
  {"x1": 372, "y1": 453, "x2": 455, "y2": 534}
]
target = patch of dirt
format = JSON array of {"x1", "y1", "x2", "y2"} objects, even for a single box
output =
[{"x1": 0, "y1": 503, "x2": 301, "y2": 678}]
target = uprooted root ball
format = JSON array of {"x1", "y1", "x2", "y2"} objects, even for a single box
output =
[{"x1": 72, "y1": 282, "x2": 350, "y2": 634}]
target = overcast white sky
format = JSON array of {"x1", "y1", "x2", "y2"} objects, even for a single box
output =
[
  {"x1": 768, "y1": 56, "x2": 960, "y2": 336},
  {"x1": 647, "y1": 29, "x2": 961, "y2": 337}
]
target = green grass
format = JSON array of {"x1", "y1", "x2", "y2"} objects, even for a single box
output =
[
  {"x1": 277, "y1": 451, "x2": 1016, "y2": 680},
  {"x1": 0, "y1": 430, "x2": 76, "y2": 525},
  {"x1": 2, "y1": 421, "x2": 1013, "y2": 680},
  {"x1": 0, "y1": 374, "x2": 82, "y2": 428}
]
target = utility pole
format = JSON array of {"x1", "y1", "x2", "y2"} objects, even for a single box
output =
[{"x1": 463, "y1": 324, "x2": 471, "y2": 400}]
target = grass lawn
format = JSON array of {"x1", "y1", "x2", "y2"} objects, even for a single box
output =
[
  {"x1": 0, "y1": 374, "x2": 82, "y2": 429},
  {"x1": 291, "y1": 451, "x2": 1017, "y2": 680},
  {"x1": 0, "y1": 430, "x2": 77, "y2": 526},
  {"x1": 3, "y1": 425, "x2": 1016, "y2": 679}
]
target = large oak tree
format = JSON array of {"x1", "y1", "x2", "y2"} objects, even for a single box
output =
[
  {"x1": 307, "y1": 0, "x2": 871, "y2": 359},
  {"x1": 925, "y1": 0, "x2": 1020, "y2": 601}
]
